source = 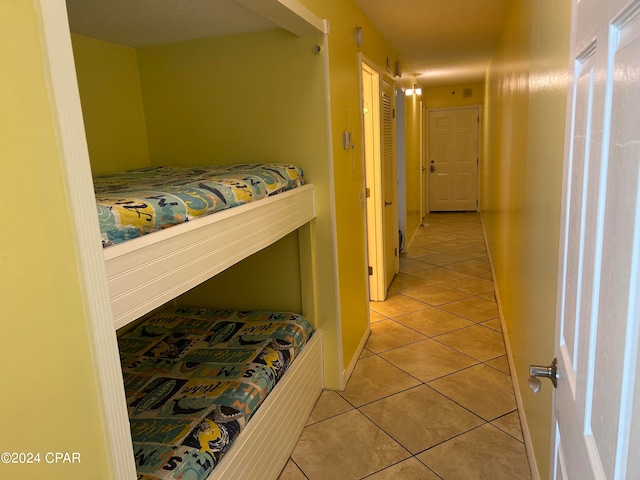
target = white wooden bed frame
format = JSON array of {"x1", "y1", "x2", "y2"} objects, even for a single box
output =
[
  {"x1": 41, "y1": 0, "x2": 327, "y2": 477},
  {"x1": 106, "y1": 183, "x2": 316, "y2": 329},
  {"x1": 105, "y1": 184, "x2": 322, "y2": 479}
]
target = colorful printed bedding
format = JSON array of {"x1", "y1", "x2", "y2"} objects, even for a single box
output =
[
  {"x1": 95, "y1": 163, "x2": 304, "y2": 247},
  {"x1": 118, "y1": 307, "x2": 313, "y2": 480}
]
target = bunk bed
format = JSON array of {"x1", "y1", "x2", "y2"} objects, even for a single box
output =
[
  {"x1": 99, "y1": 162, "x2": 315, "y2": 328},
  {"x1": 51, "y1": 1, "x2": 330, "y2": 478}
]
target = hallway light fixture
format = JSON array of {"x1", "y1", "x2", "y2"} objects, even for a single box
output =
[{"x1": 406, "y1": 84, "x2": 422, "y2": 96}]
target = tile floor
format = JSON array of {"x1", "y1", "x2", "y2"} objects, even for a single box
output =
[{"x1": 278, "y1": 212, "x2": 531, "y2": 480}]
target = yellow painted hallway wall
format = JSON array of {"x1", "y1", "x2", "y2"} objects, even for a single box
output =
[
  {"x1": 404, "y1": 92, "x2": 423, "y2": 243},
  {"x1": 299, "y1": 0, "x2": 412, "y2": 379},
  {"x1": 71, "y1": 34, "x2": 150, "y2": 175},
  {"x1": 482, "y1": 0, "x2": 571, "y2": 476},
  {"x1": 0, "y1": 3, "x2": 110, "y2": 478}
]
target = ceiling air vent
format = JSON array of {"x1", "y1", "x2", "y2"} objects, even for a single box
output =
[{"x1": 463, "y1": 88, "x2": 473, "y2": 98}]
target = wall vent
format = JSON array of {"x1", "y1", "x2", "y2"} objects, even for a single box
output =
[{"x1": 463, "y1": 88, "x2": 473, "y2": 98}]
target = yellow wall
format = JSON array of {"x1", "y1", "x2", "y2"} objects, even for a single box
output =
[
  {"x1": 71, "y1": 28, "x2": 344, "y2": 386},
  {"x1": 177, "y1": 232, "x2": 303, "y2": 313},
  {"x1": 404, "y1": 93, "x2": 423, "y2": 243},
  {"x1": 298, "y1": 0, "x2": 408, "y2": 373},
  {"x1": 71, "y1": 34, "x2": 149, "y2": 175},
  {"x1": 482, "y1": 0, "x2": 571, "y2": 476},
  {"x1": 0, "y1": 3, "x2": 110, "y2": 478},
  {"x1": 424, "y1": 83, "x2": 485, "y2": 109},
  {"x1": 131, "y1": 29, "x2": 341, "y2": 385}
]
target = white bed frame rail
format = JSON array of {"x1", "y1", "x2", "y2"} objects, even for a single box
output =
[
  {"x1": 208, "y1": 331, "x2": 323, "y2": 480},
  {"x1": 105, "y1": 184, "x2": 316, "y2": 329}
]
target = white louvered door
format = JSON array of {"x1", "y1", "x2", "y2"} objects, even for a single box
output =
[{"x1": 382, "y1": 78, "x2": 398, "y2": 291}]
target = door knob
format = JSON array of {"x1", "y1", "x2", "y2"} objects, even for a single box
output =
[
  {"x1": 430, "y1": 165, "x2": 436, "y2": 173},
  {"x1": 385, "y1": 201, "x2": 393, "y2": 206},
  {"x1": 528, "y1": 358, "x2": 558, "y2": 394}
]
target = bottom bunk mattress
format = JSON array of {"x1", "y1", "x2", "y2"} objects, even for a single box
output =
[{"x1": 117, "y1": 307, "x2": 313, "y2": 480}]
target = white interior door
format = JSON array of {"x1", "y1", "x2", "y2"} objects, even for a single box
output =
[
  {"x1": 552, "y1": 0, "x2": 640, "y2": 478},
  {"x1": 428, "y1": 108, "x2": 478, "y2": 211},
  {"x1": 382, "y1": 77, "x2": 398, "y2": 291}
]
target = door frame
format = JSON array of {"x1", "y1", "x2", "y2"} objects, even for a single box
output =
[
  {"x1": 361, "y1": 58, "x2": 385, "y2": 301},
  {"x1": 426, "y1": 105, "x2": 482, "y2": 213},
  {"x1": 360, "y1": 57, "x2": 398, "y2": 301}
]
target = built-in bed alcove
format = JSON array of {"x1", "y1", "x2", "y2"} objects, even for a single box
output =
[{"x1": 40, "y1": 0, "x2": 337, "y2": 478}]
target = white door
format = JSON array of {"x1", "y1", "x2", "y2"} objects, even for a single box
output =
[
  {"x1": 428, "y1": 108, "x2": 478, "y2": 211},
  {"x1": 382, "y1": 77, "x2": 398, "y2": 291},
  {"x1": 552, "y1": 0, "x2": 640, "y2": 478}
]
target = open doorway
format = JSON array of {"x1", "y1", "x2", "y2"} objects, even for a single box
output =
[{"x1": 361, "y1": 60, "x2": 398, "y2": 301}]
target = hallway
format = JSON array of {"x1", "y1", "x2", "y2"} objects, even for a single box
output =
[{"x1": 279, "y1": 212, "x2": 531, "y2": 480}]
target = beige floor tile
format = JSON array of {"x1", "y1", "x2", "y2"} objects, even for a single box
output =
[
  {"x1": 339, "y1": 355, "x2": 420, "y2": 407},
  {"x1": 361, "y1": 385, "x2": 483, "y2": 454},
  {"x1": 478, "y1": 291, "x2": 496, "y2": 301},
  {"x1": 306, "y1": 390, "x2": 353, "y2": 425},
  {"x1": 417, "y1": 424, "x2": 531, "y2": 480},
  {"x1": 414, "y1": 252, "x2": 468, "y2": 266},
  {"x1": 393, "y1": 308, "x2": 474, "y2": 337},
  {"x1": 365, "y1": 457, "x2": 440, "y2": 480},
  {"x1": 381, "y1": 340, "x2": 478, "y2": 382},
  {"x1": 444, "y1": 276, "x2": 495, "y2": 295},
  {"x1": 402, "y1": 246, "x2": 438, "y2": 259},
  {"x1": 428, "y1": 364, "x2": 517, "y2": 421},
  {"x1": 412, "y1": 267, "x2": 469, "y2": 284},
  {"x1": 291, "y1": 410, "x2": 410, "y2": 480},
  {"x1": 439, "y1": 296, "x2": 499, "y2": 322},
  {"x1": 486, "y1": 354, "x2": 511, "y2": 374},
  {"x1": 370, "y1": 310, "x2": 388, "y2": 323},
  {"x1": 435, "y1": 324, "x2": 506, "y2": 361},
  {"x1": 390, "y1": 273, "x2": 437, "y2": 292},
  {"x1": 492, "y1": 411, "x2": 525, "y2": 442},
  {"x1": 445, "y1": 259, "x2": 492, "y2": 276},
  {"x1": 446, "y1": 246, "x2": 489, "y2": 259},
  {"x1": 277, "y1": 460, "x2": 307, "y2": 480},
  {"x1": 482, "y1": 318, "x2": 502, "y2": 331},
  {"x1": 478, "y1": 271, "x2": 493, "y2": 280},
  {"x1": 369, "y1": 292, "x2": 429, "y2": 317},
  {"x1": 402, "y1": 284, "x2": 472, "y2": 306},
  {"x1": 365, "y1": 319, "x2": 427, "y2": 353},
  {"x1": 360, "y1": 347, "x2": 375, "y2": 359},
  {"x1": 400, "y1": 258, "x2": 434, "y2": 273}
]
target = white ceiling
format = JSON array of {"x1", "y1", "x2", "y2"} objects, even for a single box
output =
[
  {"x1": 354, "y1": 0, "x2": 512, "y2": 87},
  {"x1": 66, "y1": 0, "x2": 511, "y2": 86},
  {"x1": 66, "y1": 0, "x2": 277, "y2": 48}
]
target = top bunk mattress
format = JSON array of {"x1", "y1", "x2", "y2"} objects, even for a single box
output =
[{"x1": 95, "y1": 163, "x2": 304, "y2": 248}]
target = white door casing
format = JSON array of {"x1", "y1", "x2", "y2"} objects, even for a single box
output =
[
  {"x1": 553, "y1": 0, "x2": 640, "y2": 479},
  {"x1": 429, "y1": 108, "x2": 479, "y2": 212}
]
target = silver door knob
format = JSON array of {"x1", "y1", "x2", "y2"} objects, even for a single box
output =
[{"x1": 528, "y1": 358, "x2": 558, "y2": 394}]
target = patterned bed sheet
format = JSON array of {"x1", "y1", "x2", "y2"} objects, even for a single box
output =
[
  {"x1": 94, "y1": 163, "x2": 304, "y2": 248},
  {"x1": 118, "y1": 307, "x2": 313, "y2": 480}
]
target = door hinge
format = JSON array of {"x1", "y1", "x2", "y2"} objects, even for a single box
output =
[
  {"x1": 393, "y1": 109, "x2": 396, "y2": 119},
  {"x1": 368, "y1": 266, "x2": 373, "y2": 275},
  {"x1": 477, "y1": 158, "x2": 479, "y2": 166},
  {"x1": 394, "y1": 248, "x2": 398, "y2": 256},
  {"x1": 477, "y1": 116, "x2": 480, "y2": 123},
  {"x1": 365, "y1": 187, "x2": 371, "y2": 198}
]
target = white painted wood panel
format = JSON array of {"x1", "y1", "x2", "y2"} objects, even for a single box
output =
[
  {"x1": 553, "y1": 0, "x2": 640, "y2": 478},
  {"x1": 106, "y1": 184, "x2": 316, "y2": 329}
]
